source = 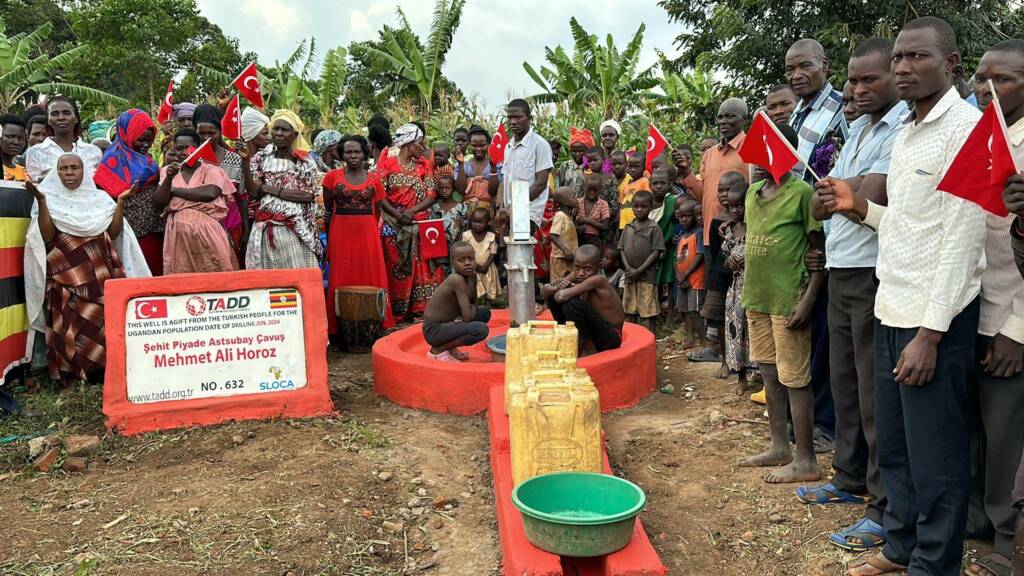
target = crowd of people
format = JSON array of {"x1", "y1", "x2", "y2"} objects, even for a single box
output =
[{"x1": 0, "y1": 12, "x2": 1022, "y2": 576}]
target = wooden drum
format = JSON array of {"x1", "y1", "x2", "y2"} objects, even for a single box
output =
[{"x1": 335, "y1": 286, "x2": 387, "y2": 352}]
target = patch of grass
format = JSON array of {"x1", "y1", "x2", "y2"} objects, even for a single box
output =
[
  {"x1": 0, "y1": 382, "x2": 105, "y2": 472},
  {"x1": 339, "y1": 418, "x2": 390, "y2": 451}
]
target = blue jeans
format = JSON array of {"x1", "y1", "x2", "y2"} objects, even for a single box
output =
[{"x1": 875, "y1": 298, "x2": 978, "y2": 575}]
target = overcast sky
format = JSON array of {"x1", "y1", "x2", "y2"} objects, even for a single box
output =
[{"x1": 194, "y1": 0, "x2": 683, "y2": 111}]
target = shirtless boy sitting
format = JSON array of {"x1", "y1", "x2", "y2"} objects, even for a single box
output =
[
  {"x1": 539, "y1": 244, "x2": 625, "y2": 356},
  {"x1": 422, "y1": 241, "x2": 491, "y2": 362}
]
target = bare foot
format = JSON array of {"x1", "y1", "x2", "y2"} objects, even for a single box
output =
[
  {"x1": 680, "y1": 338, "x2": 695, "y2": 350},
  {"x1": 847, "y1": 550, "x2": 907, "y2": 575},
  {"x1": 715, "y1": 363, "x2": 731, "y2": 379},
  {"x1": 764, "y1": 460, "x2": 821, "y2": 484},
  {"x1": 739, "y1": 448, "x2": 792, "y2": 468}
]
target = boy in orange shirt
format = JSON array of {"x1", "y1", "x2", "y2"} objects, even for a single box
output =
[{"x1": 675, "y1": 198, "x2": 705, "y2": 349}]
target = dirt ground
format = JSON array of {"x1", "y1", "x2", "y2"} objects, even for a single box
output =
[{"x1": 0, "y1": 340, "x2": 992, "y2": 576}]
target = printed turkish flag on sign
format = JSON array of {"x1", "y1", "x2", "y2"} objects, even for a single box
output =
[
  {"x1": 183, "y1": 139, "x2": 219, "y2": 167},
  {"x1": 134, "y1": 299, "x2": 167, "y2": 320},
  {"x1": 418, "y1": 219, "x2": 448, "y2": 260},
  {"x1": 739, "y1": 111, "x2": 801, "y2": 184},
  {"x1": 489, "y1": 123, "x2": 508, "y2": 165},
  {"x1": 221, "y1": 95, "x2": 241, "y2": 140},
  {"x1": 646, "y1": 123, "x2": 670, "y2": 174},
  {"x1": 937, "y1": 97, "x2": 1020, "y2": 217},
  {"x1": 156, "y1": 81, "x2": 174, "y2": 125},
  {"x1": 232, "y1": 62, "x2": 264, "y2": 108}
]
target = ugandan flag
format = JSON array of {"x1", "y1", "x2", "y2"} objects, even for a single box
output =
[
  {"x1": 0, "y1": 181, "x2": 33, "y2": 378},
  {"x1": 268, "y1": 288, "x2": 298, "y2": 310}
]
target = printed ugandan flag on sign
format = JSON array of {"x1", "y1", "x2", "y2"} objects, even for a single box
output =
[{"x1": 268, "y1": 288, "x2": 298, "y2": 309}]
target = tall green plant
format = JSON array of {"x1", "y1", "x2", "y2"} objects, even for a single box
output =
[
  {"x1": 522, "y1": 17, "x2": 658, "y2": 121},
  {"x1": 0, "y1": 16, "x2": 127, "y2": 111},
  {"x1": 349, "y1": 0, "x2": 465, "y2": 123}
]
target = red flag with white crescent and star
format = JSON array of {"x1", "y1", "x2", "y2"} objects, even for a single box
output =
[
  {"x1": 221, "y1": 95, "x2": 241, "y2": 141},
  {"x1": 183, "y1": 139, "x2": 219, "y2": 167},
  {"x1": 489, "y1": 123, "x2": 508, "y2": 165},
  {"x1": 156, "y1": 80, "x2": 174, "y2": 125},
  {"x1": 418, "y1": 219, "x2": 448, "y2": 260},
  {"x1": 738, "y1": 111, "x2": 801, "y2": 184},
  {"x1": 232, "y1": 62, "x2": 264, "y2": 108},
  {"x1": 646, "y1": 122, "x2": 670, "y2": 173},
  {"x1": 937, "y1": 93, "x2": 1020, "y2": 216}
]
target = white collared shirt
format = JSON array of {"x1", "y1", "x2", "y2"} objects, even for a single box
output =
[
  {"x1": 979, "y1": 116, "x2": 1024, "y2": 342},
  {"x1": 865, "y1": 87, "x2": 985, "y2": 332},
  {"x1": 25, "y1": 137, "x2": 103, "y2": 182},
  {"x1": 502, "y1": 127, "x2": 553, "y2": 225}
]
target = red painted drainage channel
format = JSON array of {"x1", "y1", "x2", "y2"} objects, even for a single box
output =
[{"x1": 487, "y1": 386, "x2": 667, "y2": 576}]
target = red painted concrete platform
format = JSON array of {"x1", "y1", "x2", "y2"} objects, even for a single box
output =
[
  {"x1": 372, "y1": 309, "x2": 657, "y2": 415},
  {"x1": 487, "y1": 386, "x2": 667, "y2": 576}
]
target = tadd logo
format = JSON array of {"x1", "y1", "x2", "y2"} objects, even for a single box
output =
[{"x1": 186, "y1": 295, "x2": 251, "y2": 316}]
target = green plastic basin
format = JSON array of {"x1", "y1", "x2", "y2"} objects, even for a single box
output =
[{"x1": 511, "y1": 472, "x2": 646, "y2": 557}]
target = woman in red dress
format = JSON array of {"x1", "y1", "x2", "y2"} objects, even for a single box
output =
[
  {"x1": 322, "y1": 135, "x2": 394, "y2": 332},
  {"x1": 377, "y1": 123, "x2": 444, "y2": 319}
]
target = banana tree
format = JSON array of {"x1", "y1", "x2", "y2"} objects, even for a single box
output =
[
  {"x1": 652, "y1": 58, "x2": 730, "y2": 137},
  {"x1": 522, "y1": 17, "x2": 658, "y2": 121},
  {"x1": 0, "y1": 17, "x2": 127, "y2": 111},
  {"x1": 349, "y1": 0, "x2": 465, "y2": 124}
]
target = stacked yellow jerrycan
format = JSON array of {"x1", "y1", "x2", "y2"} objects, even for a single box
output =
[
  {"x1": 509, "y1": 368, "x2": 603, "y2": 485},
  {"x1": 504, "y1": 320, "x2": 580, "y2": 413}
]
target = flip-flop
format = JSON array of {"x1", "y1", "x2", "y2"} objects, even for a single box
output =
[
  {"x1": 795, "y1": 482, "x2": 870, "y2": 505},
  {"x1": 687, "y1": 348, "x2": 721, "y2": 363},
  {"x1": 426, "y1": 350, "x2": 458, "y2": 362},
  {"x1": 966, "y1": 553, "x2": 1012, "y2": 576},
  {"x1": 828, "y1": 517, "x2": 885, "y2": 552},
  {"x1": 847, "y1": 550, "x2": 907, "y2": 575}
]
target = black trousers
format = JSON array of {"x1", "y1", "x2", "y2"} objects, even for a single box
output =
[
  {"x1": 973, "y1": 334, "x2": 1024, "y2": 558},
  {"x1": 811, "y1": 275, "x2": 836, "y2": 437},
  {"x1": 547, "y1": 296, "x2": 621, "y2": 352},
  {"x1": 422, "y1": 307, "x2": 491, "y2": 348},
  {"x1": 875, "y1": 298, "x2": 978, "y2": 575},
  {"x1": 828, "y1": 268, "x2": 885, "y2": 524}
]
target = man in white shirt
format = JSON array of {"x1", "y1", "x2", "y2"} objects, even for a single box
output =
[
  {"x1": 963, "y1": 40, "x2": 1024, "y2": 576},
  {"x1": 819, "y1": 17, "x2": 984, "y2": 576},
  {"x1": 501, "y1": 99, "x2": 553, "y2": 229}
]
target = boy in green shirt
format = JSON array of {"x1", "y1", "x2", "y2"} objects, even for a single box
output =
[{"x1": 738, "y1": 123, "x2": 825, "y2": 484}]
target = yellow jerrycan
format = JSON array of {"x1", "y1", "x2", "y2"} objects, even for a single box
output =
[
  {"x1": 504, "y1": 320, "x2": 579, "y2": 375},
  {"x1": 505, "y1": 350, "x2": 577, "y2": 413},
  {"x1": 510, "y1": 369, "x2": 602, "y2": 486}
]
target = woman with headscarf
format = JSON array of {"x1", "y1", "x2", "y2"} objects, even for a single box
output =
[
  {"x1": 597, "y1": 119, "x2": 621, "y2": 174},
  {"x1": 242, "y1": 109, "x2": 322, "y2": 270},
  {"x1": 192, "y1": 104, "x2": 247, "y2": 254},
  {"x1": 377, "y1": 123, "x2": 444, "y2": 318},
  {"x1": 25, "y1": 96, "x2": 103, "y2": 182},
  {"x1": 322, "y1": 134, "x2": 393, "y2": 332},
  {"x1": 557, "y1": 127, "x2": 593, "y2": 196},
  {"x1": 23, "y1": 154, "x2": 150, "y2": 385},
  {"x1": 312, "y1": 129, "x2": 342, "y2": 172},
  {"x1": 239, "y1": 107, "x2": 271, "y2": 221},
  {"x1": 94, "y1": 109, "x2": 164, "y2": 275}
]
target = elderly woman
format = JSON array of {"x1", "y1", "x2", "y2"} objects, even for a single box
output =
[
  {"x1": 94, "y1": 109, "x2": 164, "y2": 275},
  {"x1": 598, "y1": 119, "x2": 621, "y2": 173},
  {"x1": 193, "y1": 104, "x2": 247, "y2": 253},
  {"x1": 556, "y1": 127, "x2": 593, "y2": 196},
  {"x1": 312, "y1": 129, "x2": 342, "y2": 172},
  {"x1": 243, "y1": 110, "x2": 322, "y2": 270},
  {"x1": 377, "y1": 123, "x2": 444, "y2": 318},
  {"x1": 239, "y1": 106, "x2": 271, "y2": 220},
  {"x1": 24, "y1": 154, "x2": 150, "y2": 384}
]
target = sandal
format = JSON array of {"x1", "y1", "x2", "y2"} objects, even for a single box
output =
[
  {"x1": 847, "y1": 550, "x2": 906, "y2": 575},
  {"x1": 687, "y1": 347, "x2": 722, "y2": 363},
  {"x1": 828, "y1": 517, "x2": 885, "y2": 552},
  {"x1": 449, "y1": 348, "x2": 470, "y2": 361},
  {"x1": 426, "y1": 350, "x2": 458, "y2": 362},
  {"x1": 813, "y1": 427, "x2": 835, "y2": 454},
  {"x1": 796, "y1": 482, "x2": 870, "y2": 505},
  {"x1": 966, "y1": 553, "x2": 1012, "y2": 576}
]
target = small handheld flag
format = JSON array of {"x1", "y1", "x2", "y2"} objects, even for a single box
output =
[
  {"x1": 646, "y1": 123, "x2": 671, "y2": 174},
  {"x1": 418, "y1": 219, "x2": 447, "y2": 260},
  {"x1": 738, "y1": 111, "x2": 805, "y2": 183},
  {"x1": 489, "y1": 123, "x2": 508, "y2": 165},
  {"x1": 156, "y1": 81, "x2": 175, "y2": 125},
  {"x1": 221, "y1": 95, "x2": 241, "y2": 141},
  {"x1": 232, "y1": 63, "x2": 264, "y2": 108},
  {"x1": 183, "y1": 139, "x2": 219, "y2": 167}
]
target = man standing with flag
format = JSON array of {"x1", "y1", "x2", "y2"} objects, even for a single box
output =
[
  {"x1": 821, "y1": 18, "x2": 984, "y2": 576},
  {"x1": 962, "y1": 40, "x2": 1024, "y2": 576},
  {"x1": 796, "y1": 37, "x2": 907, "y2": 555}
]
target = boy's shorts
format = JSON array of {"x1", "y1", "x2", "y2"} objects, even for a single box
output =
[
  {"x1": 747, "y1": 310, "x2": 811, "y2": 388},
  {"x1": 623, "y1": 281, "x2": 659, "y2": 318},
  {"x1": 677, "y1": 287, "x2": 705, "y2": 313},
  {"x1": 701, "y1": 289, "x2": 726, "y2": 322}
]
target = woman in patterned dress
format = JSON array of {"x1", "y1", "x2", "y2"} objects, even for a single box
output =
[
  {"x1": 377, "y1": 123, "x2": 445, "y2": 319},
  {"x1": 242, "y1": 110, "x2": 323, "y2": 270},
  {"x1": 322, "y1": 135, "x2": 393, "y2": 332}
]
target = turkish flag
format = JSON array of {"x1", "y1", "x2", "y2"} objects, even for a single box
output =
[
  {"x1": 646, "y1": 123, "x2": 670, "y2": 173},
  {"x1": 183, "y1": 139, "x2": 219, "y2": 167},
  {"x1": 221, "y1": 95, "x2": 241, "y2": 141},
  {"x1": 134, "y1": 299, "x2": 168, "y2": 320},
  {"x1": 232, "y1": 62, "x2": 264, "y2": 108},
  {"x1": 418, "y1": 219, "x2": 448, "y2": 260},
  {"x1": 156, "y1": 81, "x2": 174, "y2": 125},
  {"x1": 739, "y1": 111, "x2": 801, "y2": 184},
  {"x1": 489, "y1": 123, "x2": 508, "y2": 165},
  {"x1": 937, "y1": 98, "x2": 1020, "y2": 217}
]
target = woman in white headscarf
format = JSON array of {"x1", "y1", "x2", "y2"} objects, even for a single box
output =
[
  {"x1": 376, "y1": 122, "x2": 444, "y2": 318},
  {"x1": 24, "y1": 153, "x2": 150, "y2": 384},
  {"x1": 597, "y1": 119, "x2": 621, "y2": 174}
]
